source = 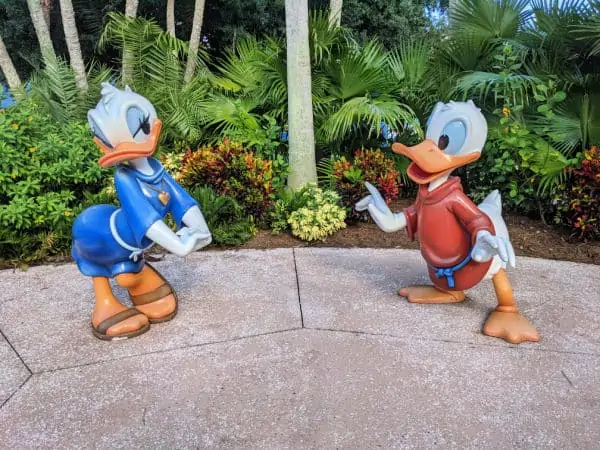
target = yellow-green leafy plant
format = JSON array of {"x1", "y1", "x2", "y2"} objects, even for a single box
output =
[{"x1": 287, "y1": 184, "x2": 346, "y2": 241}]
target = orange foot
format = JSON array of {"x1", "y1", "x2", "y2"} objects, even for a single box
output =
[
  {"x1": 91, "y1": 304, "x2": 149, "y2": 340},
  {"x1": 399, "y1": 285, "x2": 466, "y2": 304},
  {"x1": 483, "y1": 310, "x2": 541, "y2": 344},
  {"x1": 116, "y1": 264, "x2": 177, "y2": 323}
]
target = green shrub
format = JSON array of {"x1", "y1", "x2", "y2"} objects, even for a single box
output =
[
  {"x1": 0, "y1": 100, "x2": 108, "y2": 261},
  {"x1": 190, "y1": 186, "x2": 256, "y2": 246},
  {"x1": 323, "y1": 148, "x2": 401, "y2": 223},
  {"x1": 178, "y1": 139, "x2": 289, "y2": 222},
  {"x1": 268, "y1": 188, "x2": 313, "y2": 234},
  {"x1": 271, "y1": 183, "x2": 346, "y2": 242},
  {"x1": 465, "y1": 79, "x2": 577, "y2": 218},
  {"x1": 465, "y1": 125, "x2": 538, "y2": 213}
]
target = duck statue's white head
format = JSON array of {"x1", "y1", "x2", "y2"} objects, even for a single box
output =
[
  {"x1": 88, "y1": 82, "x2": 162, "y2": 168},
  {"x1": 392, "y1": 100, "x2": 487, "y2": 185}
]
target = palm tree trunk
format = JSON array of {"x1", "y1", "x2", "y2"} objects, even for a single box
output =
[
  {"x1": 166, "y1": 0, "x2": 176, "y2": 36},
  {"x1": 285, "y1": 0, "x2": 317, "y2": 189},
  {"x1": 184, "y1": 0, "x2": 206, "y2": 82},
  {"x1": 122, "y1": 0, "x2": 139, "y2": 85},
  {"x1": 26, "y1": 0, "x2": 57, "y2": 62},
  {"x1": 58, "y1": 0, "x2": 87, "y2": 90},
  {"x1": 0, "y1": 34, "x2": 21, "y2": 89},
  {"x1": 329, "y1": 0, "x2": 343, "y2": 27},
  {"x1": 41, "y1": 0, "x2": 52, "y2": 28}
]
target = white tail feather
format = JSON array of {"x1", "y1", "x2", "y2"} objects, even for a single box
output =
[{"x1": 479, "y1": 189, "x2": 502, "y2": 214}]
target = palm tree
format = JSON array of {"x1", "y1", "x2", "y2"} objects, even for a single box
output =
[
  {"x1": 0, "y1": 34, "x2": 21, "y2": 89},
  {"x1": 184, "y1": 0, "x2": 206, "y2": 82},
  {"x1": 329, "y1": 0, "x2": 343, "y2": 27},
  {"x1": 58, "y1": 0, "x2": 88, "y2": 90},
  {"x1": 285, "y1": 0, "x2": 317, "y2": 188},
  {"x1": 26, "y1": 0, "x2": 57, "y2": 62},
  {"x1": 41, "y1": 0, "x2": 52, "y2": 28},
  {"x1": 122, "y1": 0, "x2": 139, "y2": 84},
  {"x1": 167, "y1": 0, "x2": 176, "y2": 36}
]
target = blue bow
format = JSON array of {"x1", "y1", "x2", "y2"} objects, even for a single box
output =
[{"x1": 430, "y1": 253, "x2": 472, "y2": 289}]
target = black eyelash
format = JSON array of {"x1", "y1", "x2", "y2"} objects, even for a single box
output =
[
  {"x1": 96, "y1": 134, "x2": 113, "y2": 148},
  {"x1": 141, "y1": 115, "x2": 151, "y2": 134},
  {"x1": 133, "y1": 115, "x2": 151, "y2": 138}
]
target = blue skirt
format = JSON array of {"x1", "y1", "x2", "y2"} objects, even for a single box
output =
[{"x1": 71, "y1": 205, "x2": 145, "y2": 278}]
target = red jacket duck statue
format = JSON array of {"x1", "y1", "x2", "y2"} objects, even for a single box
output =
[{"x1": 356, "y1": 100, "x2": 541, "y2": 344}]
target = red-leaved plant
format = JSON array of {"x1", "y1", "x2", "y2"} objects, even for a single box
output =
[
  {"x1": 331, "y1": 149, "x2": 401, "y2": 222},
  {"x1": 179, "y1": 139, "x2": 278, "y2": 221},
  {"x1": 556, "y1": 146, "x2": 600, "y2": 240}
]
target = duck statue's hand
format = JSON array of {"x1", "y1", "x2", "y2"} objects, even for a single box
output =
[
  {"x1": 176, "y1": 227, "x2": 212, "y2": 251},
  {"x1": 180, "y1": 205, "x2": 212, "y2": 250},
  {"x1": 355, "y1": 182, "x2": 406, "y2": 233},
  {"x1": 471, "y1": 230, "x2": 516, "y2": 268}
]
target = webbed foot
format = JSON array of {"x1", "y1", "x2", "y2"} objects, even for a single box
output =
[
  {"x1": 399, "y1": 285, "x2": 465, "y2": 304},
  {"x1": 483, "y1": 309, "x2": 541, "y2": 344}
]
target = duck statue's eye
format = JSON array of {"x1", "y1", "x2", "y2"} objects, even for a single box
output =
[
  {"x1": 438, "y1": 120, "x2": 466, "y2": 155},
  {"x1": 140, "y1": 115, "x2": 151, "y2": 135},
  {"x1": 126, "y1": 106, "x2": 152, "y2": 140},
  {"x1": 438, "y1": 134, "x2": 449, "y2": 150}
]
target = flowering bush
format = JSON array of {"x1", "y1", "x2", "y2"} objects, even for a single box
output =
[
  {"x1": 555, "y1": 146, "x2": 600, "y2": 240},
  {"x1": 160, "y1": 150, "x2": 185, "y2": 179},
  {"x1": 287, "y1": 184, "x2": 346, "y2": 241},
  {"x1": 329, "y1": 149, "x2": 401, "y2": 222},
  {"x1": 0, "y1": 100, "x2": 108, "y2": 261},
  {"x1": 178, "y1": 139, "x2": 289, "y2": 222}
]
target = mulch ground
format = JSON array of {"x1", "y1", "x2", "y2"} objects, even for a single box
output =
[
  {"x1": 239, "y1": 199, "x2": 600, "y2": 266},
  {"x1": 240, "y1": 218, "x2": 600, "y2": 266}
]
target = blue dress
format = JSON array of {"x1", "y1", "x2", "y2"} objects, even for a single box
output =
[{"x1": 72, "y1": 158, "x2": 197, "y2": 278}]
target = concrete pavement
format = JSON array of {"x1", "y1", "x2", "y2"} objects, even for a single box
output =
[{"x1": 0, "y1": 248, "x2": 599, "y2": 448}]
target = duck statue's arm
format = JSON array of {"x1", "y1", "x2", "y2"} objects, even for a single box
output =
[
  {"x1": 356, "y1": 182, "x2": 407, "y2": 232},
  {"x1": 146, "y1": 220, "x2": 210, "y2": 257},
  {"x1": 180, "y1": 205, "x2": 213, "y2": 251}
]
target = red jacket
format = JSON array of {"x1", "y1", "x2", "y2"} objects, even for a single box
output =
[{"x1": 404, "y1": 177, "x2": 494, "y2": 291}]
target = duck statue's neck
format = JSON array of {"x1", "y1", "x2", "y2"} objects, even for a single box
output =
[
  {"x1": 129, "y1": 157, "x2": 154, "y2": 175},
  {"x1": 428, "y1": 173, "x2": 451, "y2": 192}
]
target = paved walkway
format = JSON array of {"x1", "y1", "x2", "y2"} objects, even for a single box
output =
[{"x1": 0, "y1": 248, "x2": 599, "y2": 448}]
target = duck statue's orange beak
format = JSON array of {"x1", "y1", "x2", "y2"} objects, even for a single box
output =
[
  {"x1": 392, "y1": 139, "x2": 480, "y2": 185},
  {"x1": 95, "y1": 119, "x2": 163, "y2": 168}
]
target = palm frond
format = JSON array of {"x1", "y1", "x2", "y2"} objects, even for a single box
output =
[
  {"x1": 318, "y1": 95, "x2": 418, "y2": 143},
  {"x1": 573, "y1": 0, "x2": 600, "y2": 56},
  {"x1": 454, "y1": 70, "x2": 541, "y2": 107},
  {"x1": 309, "y1": 9, "x2": 352, "y2": 65},
  {"x1": 29, "y1": 58, "x2": 112, "y2": 123},
  {"x1": 450, "y1": 0, "x2": 532, "y2": 41},
  {"x1": 326, "y1": 40, "x2": 391, "y2": 100}
]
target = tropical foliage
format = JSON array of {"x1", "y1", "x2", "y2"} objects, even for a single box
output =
[
  {"x1": 0, "y1": 99, "x2": 108, "y2": 261},
  {"x1": 178, "y1": 139, "x2": 289, "y2": 222},
  {"x1": 555, "y1": 146, "x2": 600, "y2": 241},
  {"x1": 322, "y1": 148, "x2": 402, "y2": 222},
  {"x1": 282, "y1": 183, "x2": 347, "y2": 241},
  {"x1": 188, "y1": 186, "x2": 256, "y2": 246}
]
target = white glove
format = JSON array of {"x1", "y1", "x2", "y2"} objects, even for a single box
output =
[
  {"x1": 177, "y1": 226, "x2": 212, "y2": 251},
  {"x1": 180, "y1": 205, "x2": 213, "y2": 251},
  {"x1": 355, "y1": 182, "x2": 406, "y2": 233},
  {"x1": 471, "y1": 230, "x2": 516, "y2": 268}
]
